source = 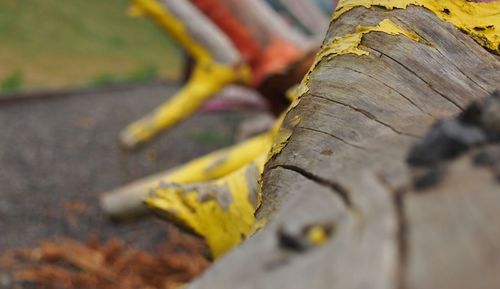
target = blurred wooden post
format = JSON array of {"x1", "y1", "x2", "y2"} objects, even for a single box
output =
[
  {"x1": 220, "y1": 0, "x2": 314, "y2": 50},
  {"x1": 157, "y1": 0, "x2": 241, "y2": 65},
  {"x1": 275, "y1": 0, "x2": 329, "y2": 37}
]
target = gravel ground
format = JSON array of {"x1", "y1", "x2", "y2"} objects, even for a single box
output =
[{"x1": 0, "y1": 83, "x2": 250, "y2": 253}]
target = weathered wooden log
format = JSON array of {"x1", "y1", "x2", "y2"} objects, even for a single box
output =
[{"x1": 183, "y1": 2, "x2": 500, "y2": 289}]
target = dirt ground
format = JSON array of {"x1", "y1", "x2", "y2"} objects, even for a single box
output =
[{"x1": 0, "y1": 82, "x2": 251, "y2": 254}]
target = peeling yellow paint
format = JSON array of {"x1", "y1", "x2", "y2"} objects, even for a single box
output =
[
  {"x1": 334, "y1": 0, "x2": 500, "y2": 53},
  {"x1": 269, "y1": 114, "x2": 301, "y2": 159},
  {"x1": 147, "y1": 153, "x2": 267, "y2": 258},
  {"x1": 267, "y1": 19, "x2": 419, "y2": 161},
  {"x1": 154, "y1": 132, "x2": 273, "y2": 185},
  {"x1": 285, "y1": 84, "x2": 300, "y2": 102},
  {"x1": 321, "y1": 18, "x2": 420, "y2": 57},
  {"x1": 302, "y1": 18, "x2": 419, "y2": 89},
  {"x1": 143, "y1": 115, "x2": 288, "y2": 258},
  {"x1": 296, "y1": 19, "x2": 420, "y2": 104},
  {"x1": 306, "y1": 226, "x2": 329, "y2": 246},
  {"x1": 143, "y1": 133, "x2": 273, "y2": 258},
  {"x1": 132, "y1": 0, "x2": 500, "y2": 260},
  {"x1": 142, "y1": 17, "x2": 422, "y2": 256}
]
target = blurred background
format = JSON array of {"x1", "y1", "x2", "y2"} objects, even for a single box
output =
[
  {"x1": 0, "y1": 1, "x2": 333, "y2": 288},
  {"x1": 0, "y1": 1, "x2": 241, "y2": 288},
  {"x1": 0, "y1": 0, "x2": 181, "y2": 93}
]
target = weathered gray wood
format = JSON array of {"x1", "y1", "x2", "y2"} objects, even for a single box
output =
[
  {"x1": 100, "y1": 169, "x2": 173, "y2": 220},
  {"x1": 406, "y1": 156, "x2": 500, "y2": 289},
  {"x1": 185, "y1": 5, "x2": 500, "y2": 289}
]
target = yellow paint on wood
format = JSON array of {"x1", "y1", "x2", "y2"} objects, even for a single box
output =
[
  {"x1": 143, "y1": 116, "x2": 287, "y2": 258},
  {"x1": 139, "y1": 0, "x2": 499, "y2": 259},
  {"x1": 153, "y1": 132, "x2": 273, "y2": 185},
  {"x1": 320, "y1": 18, "x2": 420, "y2": 58},
  {"x1": 120, "y1": 62, "x2": 250, "y2": 148},
  {"x1": 296, "y1": 19, "x2": 420, "y2": 102},
  {"x1": 306, "y1": 226, "x2": 329, "y2": 246},
  {"x1": 268, "y1": 114, "x2": 301, "y2": 159},
  {"x1": 334, "y1": 0, "x2": 500, "y2": 53},
  {"x1": 267, "y1": 19, "x2": 418, "y2": 160},
  {"x1": 147, "y1": 153, "x2": 267, "y2": 258},
  {"x1": 144, "y1": 19, "x2": 420, "y2": 256},
  {"x1": 122, "y1": 0, "x2": 251, "y2": 148},
  {"x1": 129, "y1": 0, "x2": 211, "y2": 63}
]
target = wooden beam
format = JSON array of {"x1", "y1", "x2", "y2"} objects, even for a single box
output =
[{"x1": 182, "y1": 2, "x2": 500, "y2": 288}]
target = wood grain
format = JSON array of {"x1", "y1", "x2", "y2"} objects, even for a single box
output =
[{"x1": 186, "y1": 5, "x2": 500, "y2": 289}]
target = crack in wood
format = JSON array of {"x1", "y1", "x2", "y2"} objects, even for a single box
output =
[
  {"x1": 268, "y1": 164, "x2": 354, "y2": 209},
  {"x1": 296, "y1": 126, "x2": 368, "y2": 150},
  {"x1": 310, "y1": 94, "x2": 420, "y2": 138},
  {"x1": 343, "y1": 66, "x2": 435, "y2": 118},
  {"x1": 394, "y1": 9, "x2": 499, "y2": 94},
  {"x1": 376, "y1": 173, "x2": 409, "y2": 289},
  {"x1": 429, "y1": 43, "x2": 491, "y2": 94},
  {"x1": 368, "y1": 46, "x2": 464, "y2": 110},
  {"x1": 392, "y1": 15, "x2": 436, "y2": 48}
]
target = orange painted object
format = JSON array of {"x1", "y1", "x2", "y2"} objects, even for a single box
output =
[
  {"x1": 191, "y1": 0, "x2": 304, "y2": 87},
  {"x1": 191, "y1": 0, "x2": 262, "y2": 67},
  {"x1": 251, "y1": 38, "x2": 302, "y2": 86}
]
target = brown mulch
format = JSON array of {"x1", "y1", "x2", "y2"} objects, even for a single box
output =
[{"x1": 0, "y1": 227, "x2": 210, "y2": 289}]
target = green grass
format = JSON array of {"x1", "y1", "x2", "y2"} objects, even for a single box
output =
[
  {"x1": 189, "y1": 130, "x2": 232, "y2": 147},
  {"x1": 0, "y1": 0, "x2": 182, "y2": 90},
  {"x1": 0, "y1": 71, "x2": 24, "y2": 94},
  {"x1": 87, "y1": 65, "x2": 159, "y2": 88}
]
